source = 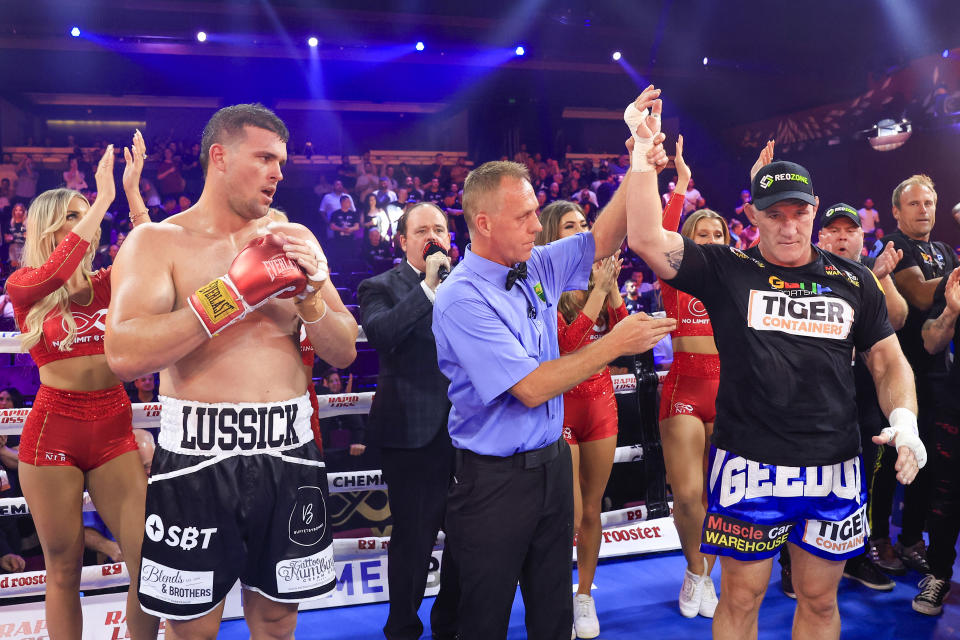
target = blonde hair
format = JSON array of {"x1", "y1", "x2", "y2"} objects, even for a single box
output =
[
  {"x1": 462, "y1": 161, "x2": 530, "y2": 231},
  {"x1": 20, "y1": 189, "x2": 99, "y2": 352},
  {"x1": 534, "y1": 200, "x2": 605, "y2": 326},
  {"x1": 892, "y1": 174, "x2": 936, "y2": 211},
  {"x1": 680, "y1": 209, "x2": 730, "y2": 245}
]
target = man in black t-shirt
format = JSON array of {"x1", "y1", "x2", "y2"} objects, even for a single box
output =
[
  {"x1": 328, "y1": 195, "x2": 360, "y2": 266},
  {"x1": 883, "y1": 174, "x2": 956, "y2": 573},
  {"x1": 913, "y1": 268, "x2": 960, "y2": 615},
  {"x1": 623, "y1": 90, "x2": 925, "y2": 640}
]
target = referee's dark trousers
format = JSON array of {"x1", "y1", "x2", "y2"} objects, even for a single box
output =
[{"x1": 446, "y1": 438, "x2": 574, "y2": 640}]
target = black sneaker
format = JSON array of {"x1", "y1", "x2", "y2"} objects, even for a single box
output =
[
  {"x1": 912, "y1": 574, "x2": 950, "y2": 616},
  {"x1": 843, "y1": 554, "x2": 895, "y2": 591},
  {"x1": 895, "y1": 540, "x2": 931, "y2": 574},
  {"x1": 868, "y1": 537, "x2": 907, "y2": 575},
  {"x1": 781, "y1": 563, "x2": 796, "y2": 599}
]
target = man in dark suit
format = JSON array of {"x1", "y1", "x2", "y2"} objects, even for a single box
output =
[{"x1": 358, "y1": 202, "x2": 460, "y2": 640}]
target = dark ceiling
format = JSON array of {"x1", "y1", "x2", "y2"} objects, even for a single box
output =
[{"x1": 1, "y1": 0, "x2": 959, "y2": 129}]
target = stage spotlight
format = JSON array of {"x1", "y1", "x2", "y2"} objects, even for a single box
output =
[
  {"x1": 515, "y1": 45, "x2": 525, "y2": 56},
  {"x1": 70, "y1": 27, "x2": 80, "y2": 37},
  {"x1": 196, "y1": 31, "x2": 207, "y2": 42},
  {"x1": 612, "y1": 51, "x2": 622, "y2": 61},
  {"x1": 415, "y1": 41, "x2": 425, "y2": 51},
  {"x1": 943, "y1": 49, "x2": 951, "y2": 58},
  {"x1": 703, "y1": 56, "x2": 709, "y2": 66},
  {"x1": 308, "y1": 36, "x2": 319, "y2": 48}
]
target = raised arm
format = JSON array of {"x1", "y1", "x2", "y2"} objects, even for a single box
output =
[
  {"x1": 871, "y1": 241, "x2": 908, "y2": 331},
  {"x1": 122, "y1": 130, "x2": 151, "y2": 227},
  {"x1": 591, "y1": 87, "x2": 668, "y2": 260},
  {"x1": 7, "y1": 146, "x2": 116, "y2": 307},
  {"x1": 624, "y1": 89, "x2": 685, "y2": 280},
  {"x1": 922, "y1": 268, "x2": 960, "y2": 354}
]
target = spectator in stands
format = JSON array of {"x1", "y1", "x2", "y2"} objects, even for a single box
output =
[
  {"x1": 380, "y1": 165, "x2": 399, "y2": 191},
  {"x1": 682, "y1": 178, "x2": 705, "y2": 216},
  {"x1": 426, "y1": 153, "x2": 448, "y2": 185},
  {"x1": 733, "y1": 189, "x2": 751, "y2": 225},
  {"x1": 424, "y1": 177, "x2": 444, "y2": 205},
  {"x1": 329, "y1": 195, "x2": 361, "y2": 265},
  {"x1": 319, "y1": 180, "x2": 355, "y2": 235},
  {"x1": 139, "y1": 177, "x2": 161, "y2": 209},
  {"x1": 14, "y1": 157, "x2": 39, "y2": 204},
  {"x1": 128, "y1": 374, "x2": 159, "y2": 405},
  {"x1": 180, "y1": 142, "x2": 202, "y2": 196},
  {"x1": 533, "y1": 167, "x2": 550, "y2": 193},
  {"x1": 859, "y1": 197, "x2": 881, "y2": 244},
  {"x1": 537, "y1": 191, "x2": 548, "y2": 207},
  {"x1": 361, "y1": 192, "x2": 389, "y2": 236},
  {"x1": 641, "y1": 279, "x2": 663, "y2": 313},
  {"x1": 596, "y1": 173, "x2": 618, "y2": 210},
  {"x1": 356, "y1": 162, "x2": 380, "y2": 201},
  {"x1": 547, "y1": 182, "x2": 561, "y2": 204},
  {"x1": 623, "y1": 280, "x2": 644, "y2": 315},
  {"x1": 631, "y1": 269, "x2": 654, "y2": 294},
  {"x1": 0, "y1": 178, "x2": 12, "y2": 212},
  {"x1": 374, "y1": 177, "x2": 397, "y2": 208},
  {"x1": 161, "y1": 196, "x2": 178, "y2": 217},
  {"x1": 450, "y1": 157, "x2": 469, "y2": 185},
  {"x1": 662, "y1": 181, "x2": 676, "y2": 208},
  {"x1": 361, "y1": 227, "x2": 395, "y2": 274},
  {"x1": 156, "y1": 147, "x2": 184, "y2": 197},
  {"x1": 5, "y1": 202, "x2": 27, "y2": 269},
  {"x1": 177, "y1": 194, "x2": 192, "y2": 212},
  {"x1": 728, "y1": 219, "x2": 744, "y2": 248},
  {"x1": 316, "y1": 370, "x2": 365, "y2": 471},
  {"x1": 337, "y1": 156, "x2": 357, "y2": 188},
  {"x1": 610, "y1": 153, "x2": 630, "y2": 175},
  {"x1": 63, "y1": 157, "x2": 88, "y2": 192},
  {"x1": 410, "y1": 176, "x2": 425, "y2": 201}
]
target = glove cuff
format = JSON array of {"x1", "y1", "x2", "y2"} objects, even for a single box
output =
[{"x1": 188, "y1": 275, "x2": 245, "y2": 337}]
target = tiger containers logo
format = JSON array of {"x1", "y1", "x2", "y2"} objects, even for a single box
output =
[{"x1": 747, "y1": 290, "x2": 853, "y2": 339}]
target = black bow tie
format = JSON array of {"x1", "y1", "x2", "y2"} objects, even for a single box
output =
[{"x1": 505, "y1": 262, "x2": 528, "y2": 290}]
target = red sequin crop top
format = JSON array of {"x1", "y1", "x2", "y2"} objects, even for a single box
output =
[
  {"x1": 6, "y1": 233, "x2": 112, "y2": 367},
  {"x1": 660, "y1": 193, "x2": 714, "y2": 338}
]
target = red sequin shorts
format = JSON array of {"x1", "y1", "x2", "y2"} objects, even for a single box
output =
[
  {"x1": 19, "y1": 384, "x2": 137, "y2": 471},
  {"x1": 562, "y1": 375, "x2": 619, "y2": 445},
  {"x1": 659, "y1": 352, "x2": 720, "y2": 423}
]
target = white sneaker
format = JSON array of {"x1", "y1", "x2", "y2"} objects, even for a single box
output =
[
  {"x1": 573, "y1": 593, "x2": 600, "y2": 639},
  {"x1": 679, "y1": 565, "x2": 706, "y2": 618},
  {"x1": 699, "y1": 575, "x2": 718, "y2": 618}
]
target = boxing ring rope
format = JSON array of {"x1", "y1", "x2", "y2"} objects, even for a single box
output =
[{"x1": 0, "y1": 332, "x2": 674, "y2": 598}]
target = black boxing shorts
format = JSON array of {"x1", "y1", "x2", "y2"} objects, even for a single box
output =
[{"x1": 138, "y1": 393, "x2": 335, "y2": 620}]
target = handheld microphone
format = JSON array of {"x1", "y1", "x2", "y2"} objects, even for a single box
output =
[{"x1": 422, "y1": 240, "x2": 450, "y2": 282}]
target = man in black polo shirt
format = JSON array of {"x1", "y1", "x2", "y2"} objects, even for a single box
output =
[{"x1": 882, "y1": 174, "x2": 956, "y2": 573}]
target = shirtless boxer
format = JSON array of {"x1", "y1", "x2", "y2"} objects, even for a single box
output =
[{"x1": 105, "y1": 104, "x2": 357, "y2": 639}]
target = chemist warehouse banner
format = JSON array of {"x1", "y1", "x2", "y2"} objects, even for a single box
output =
[{"x1": 0, "y1": 517, "x2": 677, "y2": 637}]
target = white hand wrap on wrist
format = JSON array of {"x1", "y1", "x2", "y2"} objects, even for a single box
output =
[
  {"x1": 624, "y1": 102, "x2": 660, "y2": 173},
  {"x1": 882, "y1": 408, "x2": 927, "y2": 468},
  {"x1": 297, "y1": 245, "x2": 329, "y2": 301}
]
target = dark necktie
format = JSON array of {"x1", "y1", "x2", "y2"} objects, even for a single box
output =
[{"x1": 505, "y1": 262, "x2": 528, "y2": 290}]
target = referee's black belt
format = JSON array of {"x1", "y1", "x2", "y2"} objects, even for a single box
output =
[{"x1": 459, "y1": 438, "x2": 562, "y2": 470}]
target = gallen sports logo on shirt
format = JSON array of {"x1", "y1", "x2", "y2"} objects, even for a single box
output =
[{"x1": 746, "y1": 291, "x2": 853, "y2": 339}]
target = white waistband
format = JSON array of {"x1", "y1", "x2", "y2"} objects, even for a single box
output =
[{"x1": 158, "y1": 393, "x2": 313, "y2": 456}]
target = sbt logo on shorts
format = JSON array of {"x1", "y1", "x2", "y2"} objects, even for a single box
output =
[
  {"x1": 713, "y1": 453, "x2": 861, "y2": 508},
  {"x1": 802, "y1": 506, "x2": 869, "y2": 555},
  {"x1": 275, "y1": 546, "x2": 336, "y2": 594},
  {"x1": 139, "y1": 559, "x2": 214, "y2": 605},
  {"x1": 145, "y1": 514, "x2": 216, "y2": 551},
  {"x1": 747, "y1": 290, "x2": 853, "y2": 339}
]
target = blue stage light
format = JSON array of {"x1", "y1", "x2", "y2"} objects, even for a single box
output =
[
  {"x1": 612, "y1": 51, "x2": 621, "y2": 61},
  {"x1": 415, "y1": 41, "x2": 425, "y2": 51},
  {"x1": 703, "y1": 56, "x2": 709, "y2": 65},
  {"x1": 308, "y1": 36, "x2": 319, "y2": 48},
  {"x1": 943, "y1": 49, "x2": 951, "y2": 58},
  {"x1": 196, "y1": 31, "x2": 207, "y2": 42},
  {"x1": 70, "y1": 27, "x2": 80, "y2": 37},
  {"x1": 515, "y1": 45, "x2": 525, "y2": 56}
]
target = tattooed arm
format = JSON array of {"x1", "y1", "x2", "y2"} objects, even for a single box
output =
[{"x1": 922, "y1": 268, "x2": 960, "y2": 354}]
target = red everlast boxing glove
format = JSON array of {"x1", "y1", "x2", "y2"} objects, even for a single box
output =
[{"x1": 189, "y1": 234, "x2": 307, "y2": 337}]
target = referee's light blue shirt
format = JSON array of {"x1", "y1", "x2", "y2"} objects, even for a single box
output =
[{"x1": 433, "y1": 232, "x2": 595, "y2": 456}]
